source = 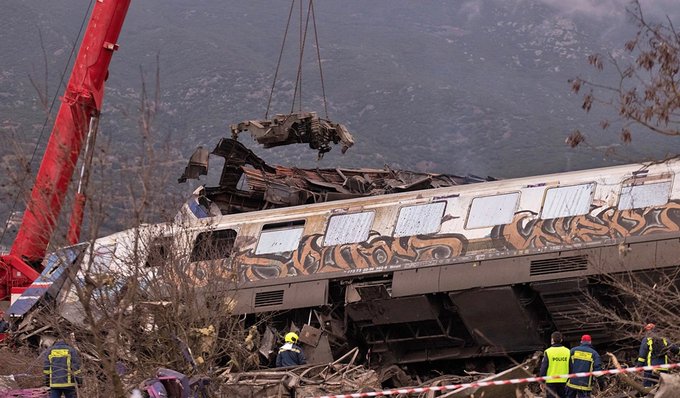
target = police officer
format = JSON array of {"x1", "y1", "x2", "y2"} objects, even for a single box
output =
[
  {"x1": 276, "y1": 332, "x2": 306, "y2": 367},
  {"x1": 566, "y1": 334, "x2": 601, "y2": 398},
  {"x1": 43, "y1": 338, "x2": 82, "y2": 398},
  {"x1": 540, "y1": 331, "x2": 571, "y2": 398},
  {"x1": 636, "y1": 322, "x2": 679, "y2": 387}
]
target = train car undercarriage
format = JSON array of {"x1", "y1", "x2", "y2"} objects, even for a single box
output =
[{"x1": 246, "y1": 273, "x2": 635, "y2": 370}]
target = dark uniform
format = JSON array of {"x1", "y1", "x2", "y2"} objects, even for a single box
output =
[
  {"x1": 636, "y1": 324, "x2": 679, "y2": 387},
  {"x1": 566, "y1": 335, "x2": 601, "y2": 398},
  {"x1": 276, "y1": 342, "x2": 306, "y2": 367},
  {"x1": 0, "y1": 310, "x2": 8, "y2": 333},
  {"x1": 276, "y1": 331, "x2": 306, "y2": 367},
  {"x1": 43, "y1": 340, "x2": 82, "y2": 398},
  {"x1": 540, "y1": 332, "x2": 571, "y2": 398}
]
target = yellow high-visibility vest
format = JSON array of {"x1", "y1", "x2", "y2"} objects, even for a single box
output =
[{"x1": 545, "y1": 346, "x2": 571, "y2": 383}]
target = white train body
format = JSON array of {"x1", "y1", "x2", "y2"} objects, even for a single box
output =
[{"x1": 58, "y1": 159, "x2": 680, "y2": 363}]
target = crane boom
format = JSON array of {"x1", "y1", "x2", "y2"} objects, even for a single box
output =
[{"x1": 1, "y1": 0, "x2": 132, "y2": 301}]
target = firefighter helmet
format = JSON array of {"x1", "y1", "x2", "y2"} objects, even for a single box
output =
[{"x1": 285, "y1": 332, "x2": 299, "y2": 344}]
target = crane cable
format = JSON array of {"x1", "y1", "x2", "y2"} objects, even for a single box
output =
[
  {"x1": 265, "y1": 0, "x2": 329, "y2": 120},
  {"x1": 311, "y1": 0, "x2": 329, "y2": 119},
  {"x1": 0, "y1": 0, "x2": 96, "y2": 247},
  {"x1": 290, "y1": 0, "x2": 312, "y2": 115},
  {"x1": 298, "y1": 0, "x2": 303, "y2": 112},
  {"x1": 264, "y1": 0, "x2": 295, "y2": 120}
]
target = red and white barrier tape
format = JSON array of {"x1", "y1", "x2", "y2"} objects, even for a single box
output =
[{"x1": 312, "y1": 362, "x2": 680, "y2": 398}]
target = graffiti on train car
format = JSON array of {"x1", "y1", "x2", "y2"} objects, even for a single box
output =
[
  {"x1": 233, "y1": 201, "x2": 680, "y2": 282},
  {"x1": 491, "y1": 200, "x2": 680, "y2": 250},
  {"x1": 236, "y1": 232, "x2": 468, "y2": 282}
]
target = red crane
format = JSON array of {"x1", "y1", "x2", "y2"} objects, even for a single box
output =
[{"x1": 0, "y1": 0, "x2": 132, "y2": 302}]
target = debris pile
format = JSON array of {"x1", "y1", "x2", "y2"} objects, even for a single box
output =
[
  {"x1": 5, "y1": 340, "x2": 680, "y2": 397},
  {"x1": 230, "y1": 112, "x2": 355, "y2": 158},
  {"x1": 219, "y1": 348, "x2": 463, "y2": 398},
  {"x1": 180, "y1": 138, "x2": 493, "y2": 214},
  {"x1": 220, "y1": 351, "x2": 381, "y2": 397}
]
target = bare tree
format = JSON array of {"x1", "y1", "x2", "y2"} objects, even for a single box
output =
[
  {"x1": 45, "y1": 66, "x2": 258, "y2": 396},
  {"x1": 0, "y1": 53, "x2": 267, "y2": 396},
  {"x1": 567, "y1": 0, "x2": 680, "y2": 151}
]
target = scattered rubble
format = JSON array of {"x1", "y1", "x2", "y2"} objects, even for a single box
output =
[
  {"x1": 221, "y1": 349, "x2": 380, "y2": 397},
  {"x1": 2, "y1": 340, "x2": 680, "y2": 397}
]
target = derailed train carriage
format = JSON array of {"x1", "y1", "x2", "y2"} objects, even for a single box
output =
[
  {"x1": 6, "y1": 0, "x2": 676, "y2": 372},
  {"x1": 28, "y1": 144, "x2": 680, "y2": 368}
]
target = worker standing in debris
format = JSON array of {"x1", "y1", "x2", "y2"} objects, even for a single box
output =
[
  {"x1": 43, "y1": 338, "x2": 82, "y2": 398},
  {"x1": 636, "y1": 322, "x2": 679, "y2": 387},
  {"x1": 539, "y1": 331, "x2": 570, "y2": 398},
  {"x1": 276, "y1": 332, "x2": 306, "y2": 367},
  {"x1": 0, "y1": 311, "x2": 8, "y2": 333},
  {"x1": 565, "y1": 334, "x2": 601, "y2": 397}
]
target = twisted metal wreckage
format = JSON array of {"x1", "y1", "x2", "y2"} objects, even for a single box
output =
[
  {"x1": 9, "y1": 86, "x2": 680, "y2": 394},
  {"x1": 179, "y1": 115, "x2": 489, "y2": 214},
  {"x1": 8, "y1": 0, "x2": 680, "y2": 396},
  {"x1": 1, "y1": 103, "x2": 498, "y2": 396}
]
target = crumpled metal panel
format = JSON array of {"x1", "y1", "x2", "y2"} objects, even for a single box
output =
[
  {"x1": 180, "y1": 138, "x2": 493, "y2": 215},
  {"x1": 7, "y1": 244, "x2": 86, "y2": 318},
  {"x1": 230, "y1": 111, "x2": 354, "y2": 158},
  {"x1": 177, "y1": 146, "x2": 210, "y2": 183}
]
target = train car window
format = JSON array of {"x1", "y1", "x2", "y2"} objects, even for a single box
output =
[
  {"x1": 619, "y1": 181, "x2": 672, "y2": 210},
  {"x1": 466, "y1": 193, "x2": 519, "y2": 229},
  {"x1": 145, "y1": 236, "x2": 174, "y2": 267},
  {"x1": 256, "y1": 225, "x2": 305, "y2": 255},
  {"x1": 190, "y1": 229, "x2": 237, "y2": 262},
  {"x1": 541, "y1": 183, "x2": 594, "y2": 219},
  {"x1": 324, "y1": 211, "x2": 375, "y2": 246},
  {"x1": 262, "y1": 220, "x2": 306, "y2": 230},
  {"x1": 394, "y1": 202, "x2": 446, "y2": 237}
]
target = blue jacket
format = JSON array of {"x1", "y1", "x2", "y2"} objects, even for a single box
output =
[
  {"x1": 566, "y1": 342, "x2": 601, "y2": 391},
  {"x1": 276, "y1": 343, "x2": 306, "y2": 367},
  {"x1": 637, "y1": 336, "x2": 679, "y2": 368},
  {"x1": 43, "y1": 341, "x2": 82, "y2": 388}
]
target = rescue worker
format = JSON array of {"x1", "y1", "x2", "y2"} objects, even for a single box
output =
[
  {"x1": 539, "y1": 331, "x2": 571, "y2": 398},
  {"x1": 0, "y1": 311, "x2": 8, "y2": 334},
  {"x1": 276, "y1": 332, "x2": 306, "y2": 367},
  {"x1": 565, "y1": 334, "x2": 601, "y2": 398},
  {"x1": 636, "y1": 322, "x2": 679, "y2": 387},
  {"x1": 43, "y1": 339, "x2": 82, "y2": 398}
]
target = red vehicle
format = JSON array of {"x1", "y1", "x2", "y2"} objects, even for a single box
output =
[{"x1": 0, "y1": 1, "x2": 132, "y2": 308}]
